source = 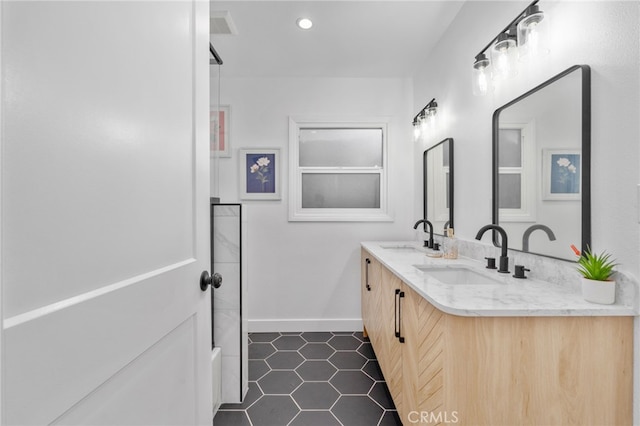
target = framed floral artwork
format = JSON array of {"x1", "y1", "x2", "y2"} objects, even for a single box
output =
[
  {"x1": 542, "y1": 149, "x2": 581, "y2": 200},
  {"x1": 239, "y1": 149, "x2": 281, "y2": 200},
  {"x1": 210, "y1": 105, "x2": 231, "y2": 158}
]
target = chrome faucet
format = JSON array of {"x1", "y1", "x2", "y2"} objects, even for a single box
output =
[
  {"x1": 413, "y1": 219, "x2": 434, "y2": 248},
  {"x1": 475, "y1": 224, "x2": 510, "y2": 273},
  {"x1": 522, "y1": 224, "x2": 556, "y2": 252}
]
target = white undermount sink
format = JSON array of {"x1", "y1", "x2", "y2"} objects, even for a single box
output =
[
  {"x1": 413, "y1": 265, "x2": 504, "y2": 285},
  {"x1": 380, "y1": 244, "x2": 420, "y2": 252}
]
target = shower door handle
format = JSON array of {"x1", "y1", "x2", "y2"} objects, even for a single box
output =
[{"x1": 200, "y1": 271, "x2": 223, "y2": 291}]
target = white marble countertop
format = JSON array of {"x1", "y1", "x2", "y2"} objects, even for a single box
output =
[{"x1": 362, "y1": 241, "x2": 637, "y2": 317}]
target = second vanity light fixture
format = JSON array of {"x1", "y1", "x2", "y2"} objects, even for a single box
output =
[
  {"x1": 472, "y1": 0, "x2": 548, "y2": 96},
  {"x1": 412, "y1": 98, "x2": 438, "y2": 141}
]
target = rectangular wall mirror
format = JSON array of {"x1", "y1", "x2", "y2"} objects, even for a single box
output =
[
  {"x1": 493, "y1": 65, "x2": 591, "y2": 261},
  {"x1": 424, "y1": 138, "x2": 454, "y2": 235}
]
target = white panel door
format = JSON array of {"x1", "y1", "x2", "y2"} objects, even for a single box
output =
[{"x1": 1, "y1": 1, "x2": 212, "y2": 424}]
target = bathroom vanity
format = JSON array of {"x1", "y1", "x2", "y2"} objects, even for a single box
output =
[{"x1": 361, "y1": 242, "x2": 634, "y2": 425}]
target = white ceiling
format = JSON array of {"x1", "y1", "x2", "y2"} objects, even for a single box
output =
[{"x1": 210, "y1": 1, "x2": 465, "y2": 79}]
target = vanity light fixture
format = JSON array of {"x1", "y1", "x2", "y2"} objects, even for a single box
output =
[
  {"x1": 472, "y1": 0, "x2": 547, "y2": 96},
  {"x1": 412, "y1": 98, "x2": 437, "y2": 141},
  {"x1": 296, "y1": 17, "x2": 313, "y2": 30}
]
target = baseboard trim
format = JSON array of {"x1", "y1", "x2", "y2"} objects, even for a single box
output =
[{"x1": 248, "y1": 318, "x2": 363, "y2": 333}]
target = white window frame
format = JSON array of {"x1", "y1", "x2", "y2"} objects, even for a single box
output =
[
  {"x1": 288, "y1": 116, "x2": 391, "y2": 222},
  {"x1": 498, "y1": 121, "x2": 536, "y2": 223}
]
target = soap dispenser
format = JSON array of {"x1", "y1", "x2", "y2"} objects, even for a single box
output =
[{"x1": 444, "y1": 228, "x2": 458, "y2": 259}]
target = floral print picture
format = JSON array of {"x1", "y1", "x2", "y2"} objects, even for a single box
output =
[
  {"x1": 239, "y1": 149, "x2": 280, "y2": 200},
  {"x1": 543, "y1": 149, "x2": 581, "y2": 200}
]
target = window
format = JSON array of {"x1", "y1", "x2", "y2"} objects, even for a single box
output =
[
  {"x1": 288, "y1": 117, "x2": 391, "y2": 221},
  {"x1": 498, "y1": 122, "x2": 536, "y2": 222}
]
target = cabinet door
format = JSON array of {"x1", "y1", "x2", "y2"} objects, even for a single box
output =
[
  {"x1": 362, "y1": 252, "x2": 382, "y2": 351},
  {"x1": 361, "y1": 250, "x2": 372, "y2": 337},
  {"x1": 401, "y1": 284, "x2": 444, "y2": 422},
  {"x1": 379, "y1": 267, "x2": 404, "y2": 415}
]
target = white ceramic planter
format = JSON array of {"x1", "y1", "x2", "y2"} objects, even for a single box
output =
[{"x1": 581, "y1": 278, "x2": 616, "y2": 304}]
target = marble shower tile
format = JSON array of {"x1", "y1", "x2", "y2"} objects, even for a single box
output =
[
  {"x1": 214, "y1": 309, "x2": 241, "y2": 356},
  {"x1": 213, "y1": 205, "x2": 240, "y2": 218},
  {"x1": 221, "y1": 355, "x2": 242, "y2": 403},
  {"x1": 212, "y1": 263, "x2": 241, "y2": 310},
  {"x1": 213, "y1": 217, "x2": 240, "y2": 263}
]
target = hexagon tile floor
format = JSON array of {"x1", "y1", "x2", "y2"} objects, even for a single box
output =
[{"x1": 213, "y1": 331, "x2": 402, "y2": 426}]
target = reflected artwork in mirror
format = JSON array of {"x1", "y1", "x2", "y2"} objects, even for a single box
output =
[
  {"x1": 424, "y1": 138, "x2": 454, "y2": 236},
  {"x1": 492, "y1": 65, "x2": 590, "y2": 261}
]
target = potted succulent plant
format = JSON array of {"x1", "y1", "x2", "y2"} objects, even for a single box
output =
[{"x1": 577, "y1": 248, "x2": 618, "y2": 304}]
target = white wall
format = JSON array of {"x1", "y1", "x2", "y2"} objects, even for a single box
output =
[
  {"x1": 411, "y1": 0, "x2": 639, "y2": 419},
  {"x1": 413, "y1": 0, "x2": 639, "y2": 277},
  {"x1": 212, "y1": 77, "x2": 415, "y2": 331}
]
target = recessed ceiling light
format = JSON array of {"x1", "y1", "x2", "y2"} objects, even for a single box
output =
[{"x1": 296, "y1": 17, "x2": 313, "y2": 30}]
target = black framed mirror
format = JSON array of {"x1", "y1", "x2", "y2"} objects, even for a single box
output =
[
  {"x1": 424, "y1": 138, "x2": 454, "y2": 235},
  {"x1": 492, "y1": 65, "x2": 590, "y2": 261}
]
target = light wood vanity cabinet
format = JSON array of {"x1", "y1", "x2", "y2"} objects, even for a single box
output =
[{"x1": 361, "y1": 249, "x2": 633, "y2": 425}]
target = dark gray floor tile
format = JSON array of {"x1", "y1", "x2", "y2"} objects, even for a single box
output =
[
  {"x1": 328, "y1": 351, "x2": 367, "y2": 369},
  {"x1": 328, "y1": 335, "x2": 362, "y2": 350},
  {"x1": 368, "y1": 382, "x2": 395, "y2": 409},
  {"x1": 353, "y1": 331, "x2": 369, "y2": 342},
  {"x1": 301, "y1": 332, "x2": 333, "y2": 343},
  {"x1": 331, "y1": 395, "x2": 384, "y2": 426},
  {"x1": 362, "y1": 360, "x2": 384, "y2": 381},
  {"x1": 292, "y1": 382, "x2": 340, "y2": 409},
  {"x1": 213, "y1": 410, "x2": 251, "y2": 426},
  {"x1": 272, "y1": 335, "x2": 306, "y2": 350},
  {"x1": 247, "y1": 395, "x2": 299, "y2": 426},
  {"x1": 357, "y1": 342, "x2": 376, "y2": 360},
  {"x1": 219, "y1": 382, "x2": 262, "y2": 410},
  {"x1": 227, "y1": 331, "x2": 393, "y2": 425},
  {"x1": 330, "y1": 370, "x2": 374, "y2": 394},
  {"x1": 249, "y1": 343, "x2": 276, "y2": 360},
  {"x1": 289, "y1": 410, "x2": 341, "y2": 426},
  {"x1": 265, "y1": 351, "x2": 305, "y2": 370},
  {"x1": 249, "y1": 332, "x2": 281, "y2": 343},
  {"x1": 379, "y1": 410, "x2": 403, "y2": 426},
  {"x1": 299, "y1": 343, "x2": 335, "y2": 360},
  {"x1": 257, "y1": 370, "x2": 302, "y2": 394},
  {"x1": 249, "y1": 360, "x2": 271, "y2": 381},
  {"x1": 295, "y1": 360, "x2": 337, "y2": 381}
]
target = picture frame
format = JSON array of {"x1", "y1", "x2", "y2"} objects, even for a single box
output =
[
  {"x1": 210, "y1": 105, "x2": 231, "y2": 158},
  {"x1": 239, "y1": 148, "x2": 281, "y2": 200},
  {"x1": 542, "y1": 149, "x2": 581, "y2": 200}
]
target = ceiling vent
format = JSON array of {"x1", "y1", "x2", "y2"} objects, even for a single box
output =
[{"x1": 211, "y1": 11, "x2": 238, "y2": 35}]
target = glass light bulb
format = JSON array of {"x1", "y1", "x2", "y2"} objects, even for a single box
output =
[
  {"x1": 528, "y1": 22, "x2": 540, "y2": 50},
  {"x1": 413, "y1": 125, "x2": 421, "y2": 141},
  {"x1": 419, "y1": 115, "x2": 428, "y2": 134},
  {"x1": 517, "y1": 9, "x2": 549, "y2": 61},
  {"x1": 477, "y1": 69, "x2": 489, "y2": 94},
  {"x1": 496, "y1": 51, "x2": 509, "y2": 72},
  {"x1": 472, "y1": 55, "x2": 491, "y2": 96},
  {"x1": 490, "y1": 37, "x2": 517, "y2": 80},
  {"x1": 427, "y1": 111, "x2": 436, "y2": 127}
]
